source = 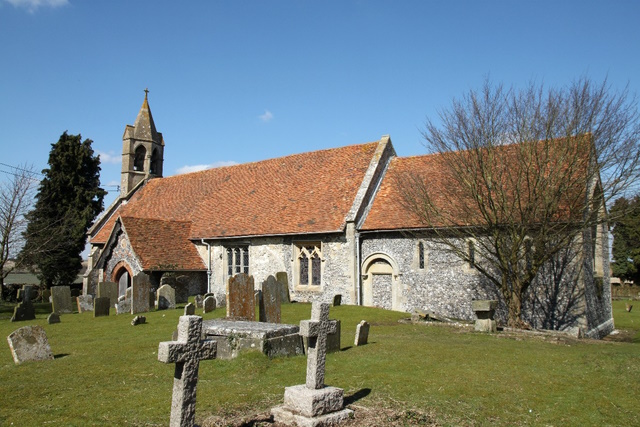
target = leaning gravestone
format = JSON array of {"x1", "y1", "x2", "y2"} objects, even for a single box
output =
[
  {"x1": 259, "y1": 275, "x2": 281, "y2": 323},
  {"x1": 131, "y1": 272, "x2": 151, "y2": 314},
  {"x1": 76, "y1": 295, "x2": 94, "y2": 313},
  {"x1": 158, "y1": 316, "x2": 217, "y2": 427},
  {"x1": 94, "y1": 297, "x2": 110, "y2": 317},
  {"x1": 272, "y1": 302, "x2": 353, "y2": 425},
  {"x1": 203, "y1": 296, "x2": 216, "y2": 313},
  {"x1": 51, "y1": 286, "x2": 73, "y2": 314},
  {"x1": 354, "y1": 320, "x2": 370, "y2": 346},
  {"x1": 7, "y1": 325, "x2": 54, "y2": 365},
  {"x1": 276, "y1": 271, "x2": 291, "y2": 303},
  {"x1": 157, "y1": 284, "x2": 176, "y2": 310},
  {"x1": 226, "y1": 273, "x2": 255, "y2": 321},
  {"x1": 97, "y1": 281, "x2": 118, "y2": 307}
]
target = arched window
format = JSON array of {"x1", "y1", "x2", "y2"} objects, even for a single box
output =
[
  {"x1": 134, "y1": 145, "x2": 146, "y2": 171},
  {"x1": 150, "y1": 149, "x2": 160, "y2": 175}
]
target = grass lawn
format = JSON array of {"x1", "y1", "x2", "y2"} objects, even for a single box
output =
[{"x1": 0, "y1": 299, "x2": 638, "y2": 426}]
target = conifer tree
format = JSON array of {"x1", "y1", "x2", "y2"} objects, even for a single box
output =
[{"x1": 20, "y1": 132, "x2": 107, "y2": 287}]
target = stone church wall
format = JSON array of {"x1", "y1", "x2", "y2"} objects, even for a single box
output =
[{"x1": 103, "y1": 230, "x2": 143, "y2": 284}]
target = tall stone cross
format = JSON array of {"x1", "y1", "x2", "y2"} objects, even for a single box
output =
[
  {"x1": 158, "y1": 315, "x2": 217, "y2": 427},
  {"x1": 299, "y1": 302, "x2": 337, "y2": 390}
]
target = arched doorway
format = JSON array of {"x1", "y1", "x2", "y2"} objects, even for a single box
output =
[
  {"x1": 361, "y1": 253, "x2": 403, "y2": 311},
  {"x1": 111, "y1": 262, "x2": 133, "y2": 298}
]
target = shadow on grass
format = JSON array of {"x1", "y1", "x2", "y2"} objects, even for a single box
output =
[
  {"x1": 344, "y1": 388, "x2": 372, "y2": 406},
  {"x1": 54, "y1": 354, "x2": 69, "y2": 359}
]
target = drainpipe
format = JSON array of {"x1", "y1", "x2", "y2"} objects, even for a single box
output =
[
  {"x1": 356, "y1": 231, "x2": 362, "y2": 306},
  {"x1": 201, "y1": 239, "x2": 212, "y2": 294}
]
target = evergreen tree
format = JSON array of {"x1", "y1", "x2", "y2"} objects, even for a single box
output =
[
  {"x1": 19, "y1": 132, "x2": 107, "y2": 287},
  {"x1": 610, "y1": 196, "x2": 640, "y2": 283}
]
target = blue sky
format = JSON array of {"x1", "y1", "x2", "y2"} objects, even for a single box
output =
[{"x1": 1, "y1": 0, "x2": 639, "y2": 209}]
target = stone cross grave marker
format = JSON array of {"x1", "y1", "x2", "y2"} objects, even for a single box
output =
[
  {"x1": 51, "y1": 286, "x2": 73, "y2": 314},
  {"x1": 259, "y1": 275, "x2": 281, "y2": 323},
  {"x1": 299, "y1": 302, "x2": 337, "y2": 389},
  {"x1": 158, "y1": 316, "x2": 217, "y2": 427},
  {"x1": 131, "y1": 272, "x2": 151, "y2": 314},
  {"x1": 226, "y1": 273, "x2": 255, "y2": 321}
]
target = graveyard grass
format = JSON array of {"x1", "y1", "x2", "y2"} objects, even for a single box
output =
[{"x1": 0, "y1": 300, "x2": 639, "y2": 426}]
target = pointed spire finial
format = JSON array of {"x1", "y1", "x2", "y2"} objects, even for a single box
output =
[{"x1": 144, "y1": 88, "x2": 149, "y2": 100}]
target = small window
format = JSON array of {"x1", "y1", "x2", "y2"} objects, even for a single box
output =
[
  {"x1": 468, "y1": 240, "x2": 475, "y2": 267},
  {"x1": 418, "y1": 242, "x2": 425, "y2": 269},
  {"x1": 296, "y1": 243, "x2": 322, "y2": 287},
  {"x1": 226, "y1": 246, "x2": 249, "y2": 277}
]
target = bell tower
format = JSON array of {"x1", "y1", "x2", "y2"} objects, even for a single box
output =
[{"x1": 121, "y1": 89, "x2": 164, "y2": 197}]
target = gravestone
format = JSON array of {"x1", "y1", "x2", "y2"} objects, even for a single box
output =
[
  {"x1": 275, "y1": 272, "x2": 291, "y2": 303},
  {"x1": 226, "y1": 273, "x2": 255, "y2": 321},
  {"x1": 131, "y1": 315, "x2": 146, "y2": 326},
  {"x1": 48, "y1": 312, "x2": 61, "y2": 324},
  {"x1": 76, "y1": 295, "x2": 94, "y2": 313},
  {"x1": 354, "y1": 320, "x2": 370, "y2": 346},
  {"x1": 94, "y1": 297, "x2": 110, "y2": 317},
  {"x1": 194, "y1": 295, "x2": 204, "y2": 309},
  {"x1": 303, "y1": 320, "x2": 341, "y2": 354},
  {"x1": 184, "y1": 303, "x2": 195, "y2": 316},
  {"x1": 51, "y1": 286, "x2": 73, "y2": 314},
  {"x1": 17, "y1": 285, "x2": 35, "y2": 302},
  {"x1": 10, "y1": 299, "x2": 35, "y2": 322},
  {"x1": 259, "y1": 275, "x2": 281, "y2": 323},
  {"x1": 97, "y1": 281, "x2": 118, "y2": 307},
  {"x1": 175, "y1": 275, "x2": 190, "y2": 304},
  {"x1": 158, "y1": 316, "x2": 217, "y2": 427},
  {"x1": 131, "y1": 272, "x2": 151, "y2": 314},
  {"x1": 115, "y1": 295, "x2": 131, "y2": 315},
  {"x1": 7, "y1": 325, "x2": 54, "y2": 364},
  {"x1": 157, "y1": 284, "x2": 176, "y2": 310},
  {"x1": 203, "y1": 296, "x2": 216, "y2": 313},
  {"x1": 333, "y1": 294, "x2": 342, "y2": 307},
  {"x1": 272, "y1": 303, "x2": 352, "y2": 425},
  {"x1": 472, "y1": 300, "x2": 498, "y2": 333}
]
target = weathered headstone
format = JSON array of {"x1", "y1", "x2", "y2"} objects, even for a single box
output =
[
  {"x1": 175, "y1": 275, "x2": 190, "y2": 304},
  {"x1": 115, "y1": 295, "x2": 131, "y2": 314},
  {"x1": 272, "y1": 302, "x2": 352, "y2": 425},
  {"x1": 97, "y1": 281, "x2": 118, "y2": 307},
  {"x1": 131, "y1": 272, "x2": 151, "y2": 314},
  {"x1": 203, "y1": 296, "x2": 216, "y2": 313},
  {"x1": 157, "y1": 284, "x2": 176, "y2": 310},
  {"x1": 47, "y1": 312, "x2": 61, "y2": 324},
  {"x1": 10, "y1": 300, "x2": 35, "y2": 322},
  {"x1": 226, "y1": 273, "x2": 255, "y2": 321},
  {"x1": 6, "y1": 325, "x2": 54, "y2": 364},
  {"x1": 472, "y1": 300, "x2": 498, "y2": 333},
  {"x1": 194, "y1": 294, "x2": 204, "y2": 309},
  {"x1": 76, "y1": 295, "x2": 94, "y2": 313},
  {"x1": 131, "y1": 315, "x2": 146, "y2": 326},
  {"x1": 275, "y1": 272, "x2": 291, "y2": 303},
  {"x1": 94, "y1": 297, "x2": 110, "y2": 317},
  {"x1": 158, "y1": 316, "x2": 217, "y2": 427},
  {"x1": 333, "y1": 294, "x2": 342, "y2": 307},
  {"x1": 184, "y1": 303, "x2": 195, "y2": 316},
  {"x1": 17, "y1": 285, "x2": 35, "y2": 302},
  {"x1": 354, "y1": 320, "x2": 370, "y2": 346},
  {"x1": 51, "y1": 286, "x2": 73, "y2": 314},
  {"x1": 259, "y1": 275, "x2": 282, "y2": 323}
]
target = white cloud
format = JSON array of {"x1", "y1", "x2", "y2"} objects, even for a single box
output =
[
  {"x1": 96, "y1": 150, "x2": 121, "y2": 165},
  {"x1": 259, "y1": 110, "x2": 274, "y2": 123},
  {"x1": 4, "y1": 0, "x2": 69, "y2": 12},
  {"x1": 176, "y1": 161, "x2": 238, "y2": 175}
]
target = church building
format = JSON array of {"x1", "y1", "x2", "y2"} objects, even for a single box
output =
[{"x1": 85, "y1": 94, "x2": 614, "y2": 338}]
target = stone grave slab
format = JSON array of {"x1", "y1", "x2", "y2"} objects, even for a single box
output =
[
  {"x1": 276, "y1": 271, "x2": 291, "y2": 303},
  {"x1": 227, "y1": 273, "x2": 255, "y2": 320},
  {"x1": 7, "y1": 325, "x2": 54, "y2": 364},
  {"x1": 97, "y1": 282, "x2": 118, "y2": 307},
  {"x1": 157, "y1": 284, "x2": 176, "y2": 310},
  {"x1": 51, "y1": 286, "x2": 73, "y2": 314},
  {"x1": 203, "y1": 296, "x2": 216, "y2": 313},
  {"x1": 259, "y1": 275, "x2": 281, "y2": 323},
  {"x1": 472, "y1": 300, "x2": 498, "y2": 332},
  {"x1": 354, "y1": 320, "x2": 370, "y2": 346},
  {"x1": 131, "y1": 272, "x2": 151, "y2": 314},
  {"x1": 76, "y1": 295, "x2": 94, "y2": 313},
  {"x1": 202, "y1": 319, "x2": 303, "y2": 359},
  {"x1": 94, "y1": 297, "x2": 110, "y2": 317}
]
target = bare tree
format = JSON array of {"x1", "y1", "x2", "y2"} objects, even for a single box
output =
[
  {"x1": 0, "y1": 164, "x2": 37, "y2": 300},
  {"x1": 399, "y1": 78, "x2": 640, "y2": 327}
]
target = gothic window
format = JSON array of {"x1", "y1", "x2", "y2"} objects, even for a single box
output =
[
  {"x1": 226, "y1": 246, "x2": 249, "y2": 277},
  {"x1": 134, "y1": 145, "x2": 146, "y2": 171},
  {"x1": 150, "y1": 148, "x2": 160, "y2": 175},
  {"x1": 296, "y1": 243, "x2": 322, "y2": 287}
]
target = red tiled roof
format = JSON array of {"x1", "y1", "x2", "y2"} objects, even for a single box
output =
[
  {"x1": 92, "y1": 142, "x2": 380, "y2": 246},
  {"x1": 121, "y1": 217, "x2": 205, "y2": 270}
]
